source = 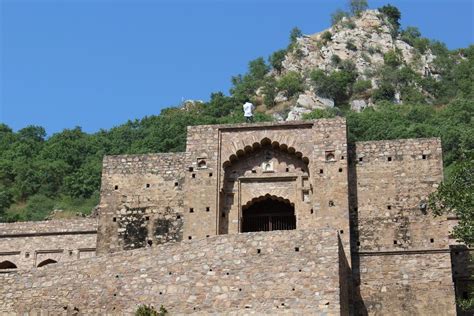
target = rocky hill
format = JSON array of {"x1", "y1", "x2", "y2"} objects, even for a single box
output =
[{"x1": 259, "y1": 10, "x2": 440, "y2": 120}]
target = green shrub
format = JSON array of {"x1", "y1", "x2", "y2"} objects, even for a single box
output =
[
  {"x1": 384, "y1": 50, "x2": 402, "y2": 67},
  {"x1": 269, "y1": 49, "x2": 287, "y2": 73},
  {"x1": 310, "y1": 69, "x2": 356, "y2": 104},
  {"x1": 346, "y1": 40, "x2": 357, "y2": 51},
  {"x1": 322, "y1": 31, "x2": 333, "y2": 42},
  {"x1": 262, "y1": 77, "x2": 278, "y2": 107},
  {"x1": 277, "y1": 71, "x2": 304, "y2": 98},
  {"x1": 331, "y1": 54, "x2": 342, "y2": 66},
  {"x1": 378, "y1": 4, "x2": 401, "y2": 33},
  {"x1": 135, "y1": 304, "x2": 168, "y2": 316},
  {"x1": 372, "y1": 83, "x2": 395, "y2": 102},
  {"x1": 353, "y1": 80, "x2": 372, "y2": 94}
]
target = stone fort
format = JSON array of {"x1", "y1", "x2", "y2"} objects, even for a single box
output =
[{"x1": 0, "y1": 118, "x2": 471, "y2": 315}]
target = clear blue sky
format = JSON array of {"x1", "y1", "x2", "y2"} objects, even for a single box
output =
[{"x1": 1, "y1": 0, "x2": 473, "y2": 135}]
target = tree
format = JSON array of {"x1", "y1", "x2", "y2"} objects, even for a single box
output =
[
  {"x1": 289, "y1": 27, "x2": 302, "y2": 45},
  {"x1": 429, "y1": 158, "x2": 474, "y2": 246},
  {"x1": 349, "y1": 0, "x2": 368, "y2": 16},
  {"x1": 277, "y1": 71, "x2": 304, "y2": 98},
  {"x1": 331, "y1": 9, "x2": 349, "y2": 26},
  {"x1": 269, "y1": 49, "x2": 287, "y2": 73},
  {"x1": 379, "y1": 4, "x2": 401, "y2": 32}
]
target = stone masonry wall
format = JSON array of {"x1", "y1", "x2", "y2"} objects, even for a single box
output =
[
  {"x1": 350, "y1": 138, "x2": 456, "y2": 315},
  {"x1": 97, "y1": 153, "x2": 186, "y2": 254},
  {"x1": 0, "y1": 229, "x2": 346, "y2": 315},
  {"x1": 0, "y1": 219, "x2": 97, "y2": 271}
]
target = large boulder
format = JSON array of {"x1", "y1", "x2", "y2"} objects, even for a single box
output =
[
  {"x1": 286, "y1": 106, "x2": 312, "y2": 121},
  {"x1": 296, "y1": 91, "x2": 334, "y2": 109},
  {"x1": 350, "y1": 99, "x2": 368, "y2": 112}
]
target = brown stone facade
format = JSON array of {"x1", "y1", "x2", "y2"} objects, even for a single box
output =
[{"x1": 0, "y1": 119, "x2": 465, "y2": 315}]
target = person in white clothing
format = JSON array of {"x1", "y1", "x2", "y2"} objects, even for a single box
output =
[{"x1": 243, "y1": 99, "x2": 255, "y2": 123}]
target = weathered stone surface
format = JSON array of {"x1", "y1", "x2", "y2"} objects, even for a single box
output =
[
  {"x1": 286, "y1": 106, "x2": 311, "y2": 120},
  {"x1": 350, "y1": 99, "x2": 367, "y2": 112},
  {"x1": 0, "y1": 119, "x2": 464, "y2": 315},
  {"x1": 296, "y1": 91, "x2": 335, "y2": 109}
]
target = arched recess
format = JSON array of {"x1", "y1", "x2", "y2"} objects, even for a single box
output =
[
  {"x1": 37, "y1": 259, "x2": 57, "y2": 267},
  {"x1": 0, "y1": 260, "x2": 17, "y2": 269},
  {"x1": 222, "y1": 137, "x2": 310, "y2": 169},
  {"x1": 241, "y1": 194, "x2": 296, "y2": 232}
]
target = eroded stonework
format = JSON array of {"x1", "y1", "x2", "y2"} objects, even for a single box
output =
[{"x1": 0, "y1": 119, "x2": 470, "y2": 315}]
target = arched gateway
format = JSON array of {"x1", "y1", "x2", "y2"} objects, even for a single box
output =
[
  {"x1": 219, "y1": 138, "x2": 309, "y2": 234},
  {"x1": 241, "y1": 195, "x2": 296, "y2": 232}
]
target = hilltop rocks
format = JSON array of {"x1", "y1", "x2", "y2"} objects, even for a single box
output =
[
  {"x1": 286, "y1": 106, "x2": 311, "y2": 121},
  {"x1": 350, "y1": 99, "x2": 368, "y2": 112}
]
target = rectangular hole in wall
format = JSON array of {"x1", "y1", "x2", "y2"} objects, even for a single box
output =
[
  {"x1": 206, "y1": 207, "x2": 210, "y2": 212},
  {"x1": 188, "y1": 236, "x2": 192, "y2": 240},
  {"x1": 192, "y1": 173, "x2": 196, "y2": 178},
  {"x1": 340, "y1": 230, "x2": 344, "y2": 234},
  {"x1": 356, "y1": 241, "x2": 360, "y2": 246},
  {"x1": 294, "y1": 247, "x2": 299, "y2": 252},
  {"x1": 341, "y1": 156, "x2": 344, "y2": 160},
  {"x1": 388, "y1": 157, "x2": 392, "y2": 162},
  {"x1": 319, "y1": 169, "x2": 323, "y2": 174},
  {"x1": 146, "y1": 183, "x2": 150, "y2": 188},
  {"x1": 189, "y1": 167, "x2": 194, "y2": 172},
  {"x1": 359, "y1": 157, "x2": 363, "y2": 162},
  {"x1": 113, "y1": 217, "x2": 116, "y2": 222},
  {"x1": 393, "y1": 240, "x2": 397, "y2": 245},
  {"x1": 257, "y1": 249, "x2": 261, "y2": 254},
  {"x1": 422, "y1": 154, "x2": 427, "y2": 160},
  {"x1": 430, "y1": 238, "x2": 434, "y2": 243},
  {"x1": 222, "y1": 212, "x2": 226, "y2": 218},
  {"x1": 339, "y1": 168, "x2": 343, "y2": 172},
  {"x1": 209, "y1": 173, "x2": 213, "y2": 177},
  {"x1": 174, "y1": 182, "x2": 179, "y2": 187},
  {"x1": 285, "y1": 167, "x2": 289, "y2": 172},
  {"x1": 251, "y1": 169, "x2": 256, "y2": 173},
  {"x1": 387, "y1": 205, "x2": 392, "y2": 210},
  {"x1": 189, "y1": 208, "x2": 194, "y2": 213},
  {"x1": 145, "y1": 216, "x2": 150, "y2": 221},
  {"x1": 114, "y1": 185, "x2": 119, "y2": 190}
]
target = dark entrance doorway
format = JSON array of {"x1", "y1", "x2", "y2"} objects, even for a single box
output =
[{"x1": 241, "y1": 196, "x2": 296, "y2": 232}]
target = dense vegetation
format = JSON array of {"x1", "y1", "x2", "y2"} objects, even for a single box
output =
[{"x1": 0, "y1": 2, "x2": 472, "y2": 222}]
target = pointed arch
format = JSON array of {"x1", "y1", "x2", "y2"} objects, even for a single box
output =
[
  {"x1": 37, "y1": 259, "x2": 57, "y2": 267},
  {"x1": 0, "y1": 260, "x2": 17, "y2": 269}
]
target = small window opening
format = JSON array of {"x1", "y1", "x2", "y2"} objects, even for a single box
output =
[
  {"x1": 340, "y1": 230, "x2": 344, "y2": 234},
  {"x1": 146, "y1": 183, "x2": 150, "y2": 188},
  {"x1": 113, "y1": 217, "x2": 116, "y2": 222},
  {"x1": 197, "y1": 159, "x2": 207, "y2": 168},
  {"x1": 394, "y1": 240, "x2": 398, "y2": 245},
  {"x1": 69, "y1": 250, "x2": 73, "y2": 256},
  {"x1": 310, "y1": 209, "x2": 314, "y2": 214},
  {"x1": 25, "y1": 252, "x2": 30, "y2": 258},
  {"x1": 294, "y1": 247, "x2": 299, "y2": 252},
  {"x1": 329, "y1": 201, "x2": 335, "y2": 207},
  {"x1": 189, "y1": 167, "x2": 194, "y2": 172},
  {"x1": 209, "y1": 173, "x2": 213, "y2": 177},
  {"x1": 257, "y1": 249, "x2": 261, "y2": 254},
  {"x1": 206, "y1": 207, "x2": 210, "y2": 212},
  {"x1": 147, "y1": 240, "x2": 153, "y2": 246},
  {"x1": 176, "y1": 215, "x2": 181, "y2": 219},
  {"x1": 430, "y1": 238, "x2": 434, "y2": 243},
  {"x1": 339, "y1": 168, "x2": 343, "y2": 172},
  {"x1": 192, "y1": 173, "x2": 196, "y2": 178},
  {"x1": 285, "y1": 167, "x2": 289, "y2": 172},
  {"x1": 145, "y1": 216, "x2": 150, "y2": 221},
  {"x1": 388, "y1": 157, "x2": 392, "y2": 162},
  {"x1": 114, "y1": 185, "x2": 119, "y2": 190},
  {"x1": 189, "y1": 208, "x2": 194, "y2": 213},
  {"x1": 325, "y1": 151, "x2": 335, "y2": 162},
  {"x1": 341, "y1": 156, "x2": 345, "y2": 160},
  {"x1": 188, "y1": 236, "x2": 192, "y2": 240},
  {"x1": 387, "y1": 205, "x2": 392, "y2": 210},
  {"x1": 222, "y1": 212, "x2": 226, "y2": 218},
  {"x1": 422, "y1": 154, "x2": 427, "y2": 160},
  {"x1": 359, "y1": 157, "x2": 363, "y2": 162},
  {"x1": 319, "y1": 169, "x2": 324, "y2": 174},
  {"x1": 206, "y1": 235, "x2": 210, "y2": 238},
  {"x1": 251, "y1": 169, "x2": 257, "y2": 173},
  {"x1": 174, "y1": 182, "x2": 179, "y2": 187}
]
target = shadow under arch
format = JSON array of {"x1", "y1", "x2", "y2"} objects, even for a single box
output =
[
  {"x1": 37, "y1": 259, "x2": 57, "y2": 267},
  {"x1": 241, "y1": 194, "x2": 296, "y2": 233},
  {"x1": 0, "y1": 260, "x2": 17, "y2": 269}
]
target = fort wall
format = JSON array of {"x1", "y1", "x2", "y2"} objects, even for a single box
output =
[
  {"x1": 97, "y1": 153, "x2": 187, "y2": 253},
  {"x1": 0, "y1": 219, "x2": 97, "y2": 271},
  {"x1": 0, "y1": 229, "x2": 345, "y2": 315},
  {"x1": 350, "y1": 138, "x2": 456, "y2": 315}
]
